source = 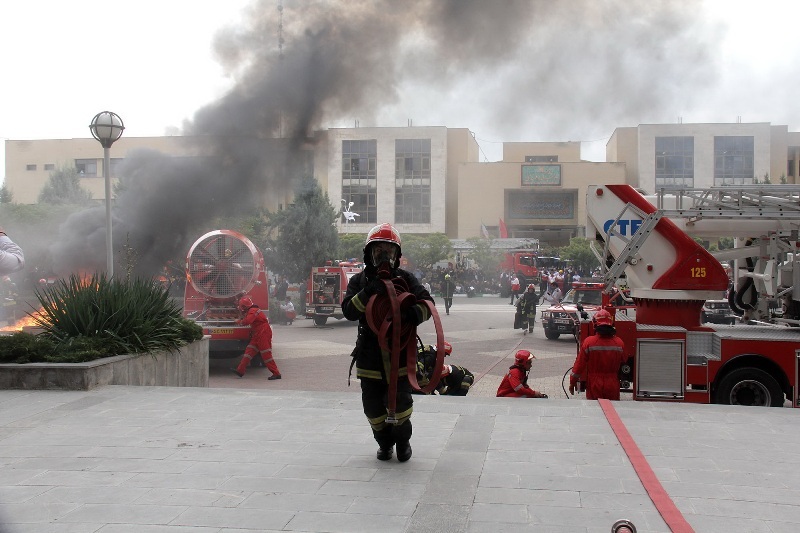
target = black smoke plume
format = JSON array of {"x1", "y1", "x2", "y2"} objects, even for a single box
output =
[{"x1": 48, "y1": 0, "x2": 720, "y2": 276}]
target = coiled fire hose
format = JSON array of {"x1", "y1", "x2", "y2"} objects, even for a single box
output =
[{"x1": 365, "y1": 275, "x2": 445, "y2": 423}]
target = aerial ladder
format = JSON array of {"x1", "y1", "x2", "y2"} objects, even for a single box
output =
[{"x1": 589, "y1": 185, "x2": 800, "y2": 327}]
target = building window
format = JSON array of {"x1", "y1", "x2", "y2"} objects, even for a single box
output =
[
  {"x1": 788, "y1": 159, "x2": 796, "y2": 179},
  {"x1": 655, "y1": 136, "x2": 694, "y2": 188},
  {"x1": 25, "y1": 164, "x2": 36, "y2": 171},
  {"x1": 44, "y1": 164, "x2": 55, "y2": 171},
  {"x1": 110, "y1": 158, "x2": 124, "y2": 177},
  {"x1": 341, "y1": 139, "x2": 377, "y2": 223},
  {"x1": 75, "y1": 159, "x2": 98, "y2": 177},
  {"x1": 714, "y1": 136, "x2": 754, "y2": 185},
  {"x1": 525, "y1": 155, "x2": 558, "y2": 163},
  {"x1": 395, "y1": 138, "x2": 431, "y2": 223}
]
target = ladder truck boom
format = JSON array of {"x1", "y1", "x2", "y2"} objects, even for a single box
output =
[{"x1": 581, "y1": 184, "x2": 800, "y2": 407}]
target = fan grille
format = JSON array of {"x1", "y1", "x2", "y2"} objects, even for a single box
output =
[{"x1": 188, "y1": 233, "x2": 257, "y2": 298}]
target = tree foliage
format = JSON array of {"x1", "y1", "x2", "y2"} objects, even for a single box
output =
[
  {"x1": 265, "y1": 180, "x2": 339, "y2": 283},
  {"x1": 401, "y1": 233, "x2": 452, "y2": 270},
  {"x1": 0, "y1": 184, "x2": 13, "y2": 204},
  {"x1": 338, "y1": 233, "x2": 365, "y2": 262},
  {"x1": 38, "y1": 166, "x2": 93, "y2": 205},
  {"x1": 557, "y1": 237, "x2": 600, "y2": 274},
  {"x1": 465, "y1": 236, "x2": 503, "y2": 273}
]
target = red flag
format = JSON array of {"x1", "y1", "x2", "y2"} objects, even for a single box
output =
[{"x1": 499, "y1": 218, "x2": 508, "y2": 238}]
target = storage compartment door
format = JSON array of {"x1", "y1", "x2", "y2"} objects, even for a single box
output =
[{"x1": 636, "y1": 339, "x2": 685, "y2": 400}]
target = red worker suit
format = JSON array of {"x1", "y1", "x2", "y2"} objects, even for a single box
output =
[
  {"x1": 496, "y1": 365, "x2": 544, "y2": 398},
  {"x1": 571, "y1": 333, "x2": 626, "y2": 400},
  {"x1": 236, "y1": 305, "x2": 280, "y2": 377}
]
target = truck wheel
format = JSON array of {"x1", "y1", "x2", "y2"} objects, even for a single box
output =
[
  {"x1": 715, "y1": 367, "x2": 784, "y2": 407},
  {"x1": 313, "y1": 316, "x2": 328, "y2": 326},
  {"x1": 544, "y1": 328, "x2": 560, "y2": 340}
]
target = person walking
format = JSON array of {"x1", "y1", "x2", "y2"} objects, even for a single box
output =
[
  {"x1": 341, "y1": 223, "x2": 434, "y2": 462},
  {"x1": 517, "y1": 284, "x2": 539, "y2": 334},
  {"x1": 441, "y1": 273, "x2": 455, "y2": 315},
  {"x1": 509, "y1": 274, "x2": 520, "y2": 305},
  {"x1": 569, "y1": 309, "x2": 627, "y2": 400},
  {"x1": 232, "y1": 296, "x2": 281, "y2": 380}
]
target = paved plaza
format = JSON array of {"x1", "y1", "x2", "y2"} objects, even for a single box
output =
[
  {"x1": 2, "y1": 296, "x2": 800, "y2": 532},
  {"x1": 2, "y1": 385, "x2": 800, "y2": 532}
]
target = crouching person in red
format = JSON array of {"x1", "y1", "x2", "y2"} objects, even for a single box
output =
[
  {"x1": 496, "y1": 350, "x2": 548, "y2": 398},
  {"x1": 232, "y1": 296, "x2": 281, "y2": 380},
  {"x1": 569, "y1": 309, "x2": 626, "y2": 400}
]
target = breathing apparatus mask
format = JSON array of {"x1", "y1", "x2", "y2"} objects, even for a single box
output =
[{"x1": 371, "y1": 243, "x2": 398, "y2": 277}]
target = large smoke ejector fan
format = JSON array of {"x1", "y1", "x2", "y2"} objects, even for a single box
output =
[{"x1": 186, "y1": 230, "x2": 264, "y2": 299}]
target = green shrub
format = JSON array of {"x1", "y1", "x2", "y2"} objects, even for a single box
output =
[{"x1": 0, "y1": 273, "x2": 203, "y2": 364}]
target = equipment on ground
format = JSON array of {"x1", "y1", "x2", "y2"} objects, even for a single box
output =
[
  {"x1": 182, "y1": 230, "x2": 269, "y2": 359},
  {"x1": 581, "y1": 184, "x2": 800, "y2": 407}
]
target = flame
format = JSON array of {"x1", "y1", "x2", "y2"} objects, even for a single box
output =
[{"x1": 1, "y1": 308, "x2": 46, "y2": 333}]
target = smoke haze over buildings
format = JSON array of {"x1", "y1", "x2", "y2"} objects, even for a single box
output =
[{"x1": 47, "y1": 0, "x2": 723, "y2": 276}]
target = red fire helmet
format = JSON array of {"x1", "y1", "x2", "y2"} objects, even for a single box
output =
[
  {"x1": 514, "y1": 349, "x2": 535, "y2": 369},
  {"x1": 365, "y1": 223, "x2": 401, "y2": 248},
  {"x1": 238, "y1": 296, "x2": 254, "y2": 312},
  {"x1": 593, "y1": 309, "x2": 614, "y2": 327}
]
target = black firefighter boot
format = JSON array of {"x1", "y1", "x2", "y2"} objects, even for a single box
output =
[
  {"x1": 396, "y1": 440, "x2": 412, "y2": 462},
  {"x1": 377, "y1": 444, "x2": 393, "y2": 461}
]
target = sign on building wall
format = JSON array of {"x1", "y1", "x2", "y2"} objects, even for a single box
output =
[
  {"x1": 521, "y1": 164, "x2": 561, "y2": 186},
  {"x1": 506, "y1": 190, "x2": 576, "y2": 220}
]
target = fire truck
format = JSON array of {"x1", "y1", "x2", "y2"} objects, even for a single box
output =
[
  {"x1": 182, "y1": 230, "x2": 269, "y2": 358},
  {"x1": 305, "y1": 261, "x2": 364, "y2": 325},
  {"x1": 580, "y1": 184, "x2": 800, "y2": 407}
]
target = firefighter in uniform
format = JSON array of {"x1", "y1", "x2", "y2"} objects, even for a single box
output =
[
  {"x1": 441, "y1": 274, "x2": 455, "y2": 315},
  {"x1": 232, "y1": 296, "x2": 281, "y2": 380},
  {"x1": 342, "y1": 223, "x2": 434, "y2": 462},
  {"x1": 569, "y1": 309, "x2": 626, "y2": 400},
  {"x1": 414, "y1": 341, "x2": 474, "y2": 396},
  {"x1": 517, "y1": 283, "x2": 539, "y2": 334},
  {"x1": 496, "y1": 350, "x2": 548, "y2": 398}
]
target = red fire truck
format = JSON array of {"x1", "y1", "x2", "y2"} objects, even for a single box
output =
[
  {"x1": 579, "y1": 184, "x2": 800, "y2": 407},
  {"x1": 182, "y1": 230, "x2": 269, "y2": 358},
  {"x1": 305, "y1": 261, "x2": 364, "y2": 325}
]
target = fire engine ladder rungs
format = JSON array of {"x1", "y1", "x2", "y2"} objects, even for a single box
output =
[
  {"x1": 655, "y1": 186, "x2": 800, "y2": 222},
  {"x1": 603, "y1": 206, "x2": 663, "y2": 289}
]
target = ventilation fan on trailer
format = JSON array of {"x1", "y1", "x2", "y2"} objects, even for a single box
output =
[{"x1": 186, "y1": 230, "x2": 263, "y2": 299}]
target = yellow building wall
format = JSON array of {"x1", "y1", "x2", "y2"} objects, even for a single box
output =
[
  {"x1": 502, "y1": 141, "x2": 581, "y2": 163},
  {"x1": 456, "y1": 160, "x2": 627, "y2": 243},
  {"x1": 445, "y1": 129, "x2": 479, "y2": 237},
  {"x1": 5, "y1": 136, "x2": 199, "y2": 204}
]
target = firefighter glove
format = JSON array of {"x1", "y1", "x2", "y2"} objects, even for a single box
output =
[
  {"x1": 362, "y1": 279, "x2": 385, "y2": 299},
  {"x1": 403, "y1": 306, "x2": 420, "y2": 326},
  {"x1": 569, "y1": 373, "x2": 578, "y2": 395},
  {"x1": 535, "y1": 392, "x2": 548, "y2": 399}
]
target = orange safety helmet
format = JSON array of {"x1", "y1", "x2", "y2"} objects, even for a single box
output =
[
  {"x1": 593, "y1": 308, "x2": 614, "y2": 327},
  {"x1": 514, "y1": 349, "x2": 535, "y2": 369},
  {"x1": 238, "y1": 296, "x2": 254, "y2": 312}
]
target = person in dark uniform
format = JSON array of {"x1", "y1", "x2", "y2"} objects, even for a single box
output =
[
  {"x1": 441, "y1": 273, "x2": 456, "y2": 315},
  {"x1": 341, "y1": 223, "x2": 434, "y2": 462},
  {"x1": 517, "y1": 284, "x2": 539, "y2": 334}
]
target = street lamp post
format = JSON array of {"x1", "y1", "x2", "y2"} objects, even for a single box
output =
[{"x1": 89, "y1": 111, "x2": 124, "y2": 278}]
